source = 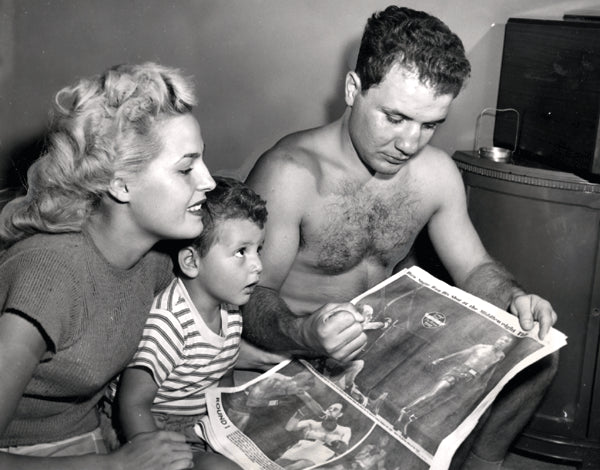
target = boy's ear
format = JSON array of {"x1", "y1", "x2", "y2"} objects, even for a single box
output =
[
  {"x1": 178, "y1": 246, "x2": 200, "y2": 278},
  {"x1": 107, "y1": 176, "x2": 130, "y2": 203},
  {"x1": 344, "y1": 71, "x2": 361, "y2": 107}
]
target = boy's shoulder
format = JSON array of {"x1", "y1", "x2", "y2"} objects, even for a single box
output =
[{"x1": 151, "y1": 277, "x2": 182, "y2": 311}]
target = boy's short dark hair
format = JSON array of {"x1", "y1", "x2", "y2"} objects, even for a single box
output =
[{"x1": 191, "y1": 176, "x2": 268, "y2": 257}]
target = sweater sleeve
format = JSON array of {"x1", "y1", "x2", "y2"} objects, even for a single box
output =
[{"x1": 0, "y1": 249, "x2": 80, "y2": 353}]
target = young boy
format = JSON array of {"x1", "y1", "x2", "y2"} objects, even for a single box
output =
[{"x1": 116, "y1": 176, "x2": 267, "y2": 465}]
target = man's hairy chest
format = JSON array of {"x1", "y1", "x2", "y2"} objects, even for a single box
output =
[{"x1": 299, "y1": 183, "x2": 426, "y2": 274}]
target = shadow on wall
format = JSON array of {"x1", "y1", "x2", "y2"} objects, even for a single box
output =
[
  {"x1": 234, "y1": 34, "x2": 360, "y2": 181},
  {"x1": 429, "y1": 21, "x2": 506, "y2": 158},
  {"x1": 324, "y1": 36, "x2": 361, "y2": 124},
  {"x1": 1, "y1": 131, "x2": 48, "y2": 199}
]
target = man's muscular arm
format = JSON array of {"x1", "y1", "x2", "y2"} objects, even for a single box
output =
[
  {"x1": 242, "y1": 286, "x2": 366, "y2": 361},
  {"x1": 460, "y1": 260, "x2": 523, "y2": 310},
  {"x1": 243, "y1": 151, "x2": 314, "y2": 353},
  {"x1": 244, "y1": 148, "x2": 367, "y2": 361},
  {"x1": 242, "y1": 286, "x2": 307, "y2": 352},
  {"x1": 424, "y1": 152, "x2": 557, "y2": 340},
  {"x1": 460, "y1": 260, "x2": 556, "y2": 339}
]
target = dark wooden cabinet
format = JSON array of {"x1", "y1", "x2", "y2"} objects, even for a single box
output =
[{"x1": 452, "y1": 151, "x2": 600, "y2": 468}]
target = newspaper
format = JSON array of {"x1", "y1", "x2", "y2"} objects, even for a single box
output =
[{"x1": 195, "y1": 266, "x2": 567, "y2": 470}]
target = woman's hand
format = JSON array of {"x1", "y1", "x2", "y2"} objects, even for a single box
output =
[{"x1": 110, "y1": 431, "x2": 193, "y2": 470}]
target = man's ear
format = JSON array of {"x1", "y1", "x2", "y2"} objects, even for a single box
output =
[
  {"x1": 344, "y1": 71, "x2": 361, "y2": 107},
  {"x1": 178, "y1": 246, "x2": 200, "y2": 278},
  {"x1": 107, "y1": 177, "x2": 130, "y2": 203}
]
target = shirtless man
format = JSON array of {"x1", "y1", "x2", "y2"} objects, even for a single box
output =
[{"x1": 243, "y1": 6, "x2": 557, "y2": 469}]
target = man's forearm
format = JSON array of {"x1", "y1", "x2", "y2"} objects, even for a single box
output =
[
  {"x1": 460, "y1": 260, "x2": 525, "y2": 310},
  {"x1": 241, "y1": 286, "x2": 310, "y2": 352}
]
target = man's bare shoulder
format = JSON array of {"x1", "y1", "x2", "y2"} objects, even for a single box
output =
[
  {"x1": 413, "y1": 144, "x2": 455, "y2": 169},
  {"x1": 246, "y1": 127, "x2": 325, "y2": 190},
  {"x1": 410, "y1": 145, "x2": 463, "y2": 189},
  {"x1": 407, "y1": 145, "x2": 468, "y2": 217}
]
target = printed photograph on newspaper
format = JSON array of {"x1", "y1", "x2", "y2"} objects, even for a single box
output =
[{"x1": 198, "y1": 266, "x2": 567, "y2": 470}]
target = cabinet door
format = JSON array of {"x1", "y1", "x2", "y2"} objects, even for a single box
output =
[
  {"x1": 464, "y1": 172, "x2": 600, "y2": 441},
  {"x1": 447, "y1": 152, "x2": 600, "y2": 469}
]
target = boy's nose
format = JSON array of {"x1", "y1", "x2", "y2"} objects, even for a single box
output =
[{"x1": 251, "y1": 258, "x2": 263, "y2": 274}]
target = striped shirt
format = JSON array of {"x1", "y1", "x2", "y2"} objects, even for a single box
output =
[{"x1": 128, "y1": 278, "x2": 242, "y2": 416}]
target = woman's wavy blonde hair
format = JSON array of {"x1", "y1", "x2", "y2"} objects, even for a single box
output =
[{"x1": 0, "y1": 62, "x2": 196, "y2": 248}]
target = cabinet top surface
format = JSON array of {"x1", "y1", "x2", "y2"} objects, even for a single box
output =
[{"x1": 453, "y1": 151, "x2": 600, "y2": 193}]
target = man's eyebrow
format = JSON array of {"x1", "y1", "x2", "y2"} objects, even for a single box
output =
[
  {"x1": 381, "y1": 107, "x2": 446, "y2": 125},
  {"x1": 427, "y1": 117, "x2": 447, "y2": 125}
]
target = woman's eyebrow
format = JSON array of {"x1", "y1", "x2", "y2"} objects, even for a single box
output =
[{"x1": 180, "y1": 152, "x2": 202, "y2": 162}]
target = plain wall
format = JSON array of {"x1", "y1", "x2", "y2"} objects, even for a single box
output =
[{"x1": 0, "y1": 0, "x2": 597, "y2": 187}]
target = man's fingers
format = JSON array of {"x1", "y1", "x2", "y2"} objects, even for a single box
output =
[
  {"x1": 519, "y1": 312, "x2": 534, "y2": 331},
  {"x1": 318, "y1": 309, "x2": 367, "y2": 361},
  {"x1": 512, "y1": 295, "x2": 558, "y2": 341},
  {"x1": 320, "y1": 303, "x2": 364, "y2": 323},
  {"x1": 302, "y1": 303, "x2": 368, "y2": 359},
  {"x1": 362, "y1": 321, "x2": 385, "y2": 331},
  {"x1": 320, "y1": 309, "x2": 363, "y2": 337},
  {"x1": 329, "y1": 330, "x2": 368, "y2": 362},
  {"x1": 536, "y1": 307, "x2": 558, "y2": 341}
]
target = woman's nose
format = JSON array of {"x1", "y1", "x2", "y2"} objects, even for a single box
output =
[{"x1": 195, "y1": 161, "x2": 216, "y2": 192}]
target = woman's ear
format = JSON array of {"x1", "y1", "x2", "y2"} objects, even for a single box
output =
[
  {"x1": 344, "y1": 71, "x2": 361, "y2": 107},
  {"x1": 178, "y1": 246, "x2": 200, "y2": 278},
  {"x1": 107, "y1": 177, "x2": 130, "y2": 203}
]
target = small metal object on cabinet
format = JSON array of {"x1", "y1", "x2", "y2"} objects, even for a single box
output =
[{"x1": 474, "y1": 107, "x2": 519, "y2": 163}]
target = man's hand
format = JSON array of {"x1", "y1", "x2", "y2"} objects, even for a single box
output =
[
  {"x1": 300, "y1": 303, "x2": 367, "y2": 362},
  {"x1": 509, "y1": 293, "x2": 558, "y2": 340}
]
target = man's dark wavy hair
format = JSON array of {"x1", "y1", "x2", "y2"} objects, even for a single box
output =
[
  {"x1": 355, "y1": 6, "x2": 471, "y2": 97},
  {"x1": 191, "y1": 176, "x2": 268, "y2": 257}
]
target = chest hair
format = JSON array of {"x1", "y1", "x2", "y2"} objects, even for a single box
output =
[{"x1": 302, "y1": 182, "x2": 422, "y2": 274}]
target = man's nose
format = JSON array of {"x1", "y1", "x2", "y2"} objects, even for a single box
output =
[{"x1": 394, "y1": 122, "x2": 421, "y2": 156}]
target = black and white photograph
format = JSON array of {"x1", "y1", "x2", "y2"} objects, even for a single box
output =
[{"x1": 0, "y1": 1, "x2": 596, "y2": 469}]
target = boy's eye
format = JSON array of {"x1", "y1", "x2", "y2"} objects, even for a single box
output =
[
  {"x1": 423, "y1": 123, "x2": 438, "y2": 131},
  {"x1": 179, "y1": 167, "x2": 193, "y2": 175},
  {"x1": 235, "y1": 248, "x2": 246, "y2": 258}
]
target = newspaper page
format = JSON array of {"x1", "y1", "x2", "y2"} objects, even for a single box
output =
[{"x1": 197, "y1": 266, "x2": 567, "y2": 470}]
